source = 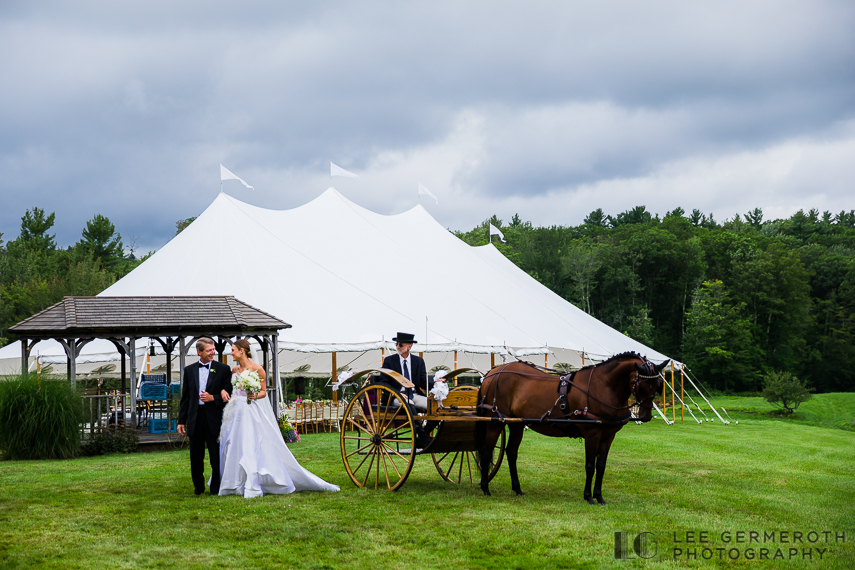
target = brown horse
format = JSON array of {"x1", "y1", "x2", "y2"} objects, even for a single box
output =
[{"x1": 477, "y1": 353, "x2": 668, "y2": 504}]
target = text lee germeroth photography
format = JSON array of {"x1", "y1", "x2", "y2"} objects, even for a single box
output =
[{"x1": 615, "y1": 529, "x2": 847, "y2": 562}]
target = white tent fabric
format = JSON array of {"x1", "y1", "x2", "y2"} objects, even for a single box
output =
[{"x1": 96, "y1": 188, "x2": 670, "y2": 363}]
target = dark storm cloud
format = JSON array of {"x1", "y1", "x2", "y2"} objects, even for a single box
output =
[{"x1": 1, "y1": 1, "x2": 853, "y2": 250}]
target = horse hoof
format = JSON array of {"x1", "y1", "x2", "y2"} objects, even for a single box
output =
[
  {"x1": 597, "y1": 499, "x2": 607, "y2": 505},
  {"x1": 481, "y1": 488, "x2": 492, "y2": 497},
  {"x1": 514, "y1": 490, "x2": 526, "y2": 496},
  {"x1": 586, "y1": 498, "x2": 596, "y2": 505}
]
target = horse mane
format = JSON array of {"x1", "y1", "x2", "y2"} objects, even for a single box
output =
[
  {"x1": 511, "y1": 351, "x2": 645, "y2": 378},
  {"x1": 596, "y1": 351, "x2": 644, "y2": 366}
]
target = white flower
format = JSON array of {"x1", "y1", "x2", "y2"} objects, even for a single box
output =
[{"x1": 234, "y1": 369, "x2": 262, "y2": 403}]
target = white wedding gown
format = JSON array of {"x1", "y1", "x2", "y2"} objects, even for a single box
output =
[{"x1": 218, "y1": 388, "x2": 340, "y2": 498}]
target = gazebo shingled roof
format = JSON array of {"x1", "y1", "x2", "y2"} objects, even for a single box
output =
[
  {"x1": 9, "y1": 296, "x2": 290, "y2": 337},
  {"x1": 10, "y1": 296, "x2": 291, "y2": 422}
]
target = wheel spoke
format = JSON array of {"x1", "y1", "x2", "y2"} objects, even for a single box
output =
[
  {"x1": 344, "y1": 440, "x2": 375, "y2": 459},
  {"x1": 378, "y1": 400, "x2": 406, "y2": 434},
  {"x1": 350, "y1": 442, "x2": 376, "y2": 474},
  {"x1": 363, "y1": 388, "x2": 379, "y2": 433},
  {"x1": 361, "y1": 449, "x2": 377, "y2": 487},
  {"x1": 379, "y1": 445, "x2": 404, "y2": 479},
  {"x1": 381, "y1": 441, "x2": 413, "y2": 462},
  {"x1": 344, "y1": 416, "x2": 373, "y2": 436}
]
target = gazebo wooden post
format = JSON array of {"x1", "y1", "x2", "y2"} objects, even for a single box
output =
[
  {"x1": 331, "y1": 352, "x2": 337, "y2": 404},
  {"x1": 129, "y1": 337, "x2": 137, "y2": 427},
  {"x1": 680, "y1": 367, "x2": 685, "y2": 422},
  {"x1": 490, "y1": 353, "x2": 495, "y2": 369},
  {"x1": 20, "y1": 340, "x2": 32, "y2": 380},
  {"x1": 57, "y1": 338, "x2": 80, "y2": 390},
  {"x1": 271, "y1": 334, "x2": 280, "y2": 416},
  {"x1": 179, "y1": 336, "x2": 187, "y2": 389}
]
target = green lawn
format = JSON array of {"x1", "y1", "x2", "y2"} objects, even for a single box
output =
[
  {"x1": 1, "y1": 416, "x2": 853, "y2": 569},
  {"x1": 705, "y1": 392, "x2": 855, "y2": 431}
]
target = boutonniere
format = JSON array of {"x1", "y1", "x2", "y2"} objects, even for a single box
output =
[{"x1": 209, "y1": 366, "x2": 216, "y2": 375}]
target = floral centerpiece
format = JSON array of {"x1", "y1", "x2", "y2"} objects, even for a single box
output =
[
  {"x1": 278, "y1": 413, "x2": 300, "y2": 443},
  {"x1": 233, "y1": 369, "x2": 262, "y2": 404}
]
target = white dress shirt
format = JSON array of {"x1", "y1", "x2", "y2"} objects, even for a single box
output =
[
  {"x1": 199, "y1": 362, "x2": 211, "y2": 405},
  {"x1": 399, "y1": 354, "x2": 411, "y2": 393}
]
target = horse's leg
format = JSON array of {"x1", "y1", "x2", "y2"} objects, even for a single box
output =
[
  {"x1": 592, "y1": 431, "x2": 617, "y2": 505},
  {"x1": 583, "y1": 432, "x2": 601, "y2": 504},
  {"x1": 506, "y1": 424, "x2": 526, "y2": 496},
  {"x1": 478, "y1": 424, "x2": 502, "y2": 496}
]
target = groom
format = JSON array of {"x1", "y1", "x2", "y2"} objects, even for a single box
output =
[{"x1": 177, "y1": 337, "x2": 233, "y2": 495}]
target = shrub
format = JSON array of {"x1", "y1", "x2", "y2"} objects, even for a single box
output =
[
  {"x1": 761, "y1": 370, "x2": 814, "y2": 414},
  {"x1": 0, "y1": 375, "x2": 82, "y2": 459},
  {"x1": 81, "y1": 426, "x2": 140, "y2": 456}
]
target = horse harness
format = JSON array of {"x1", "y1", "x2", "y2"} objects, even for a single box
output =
[{"x1": 477, "y1": 359, "x2": 661, "y2": 426}]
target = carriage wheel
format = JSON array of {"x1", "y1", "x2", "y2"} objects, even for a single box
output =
[
  {"x1": 431, "y1": 386, "x2": 506, "y2": 484},
  {"x1": 340, "y1": 383, "x2": 416, "y2": 491}
]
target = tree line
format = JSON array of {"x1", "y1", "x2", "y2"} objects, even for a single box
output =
[
  {"x1": 0, "y1": 208, "x2": 147, "y2": 346},
  {"x1": 3, "y1": 204, "x2": 853, "y2": 395},
  {"x1": 455, "y1": 207, "x2": 855, "y2": 394}
]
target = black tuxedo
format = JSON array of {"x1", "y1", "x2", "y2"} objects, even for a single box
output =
[
  {"x1": 178, "y1": 360, "x2": 232, "y2": 495},
  {"x1": 381, "y1": 353, "x2": 430, "y2": 395}
]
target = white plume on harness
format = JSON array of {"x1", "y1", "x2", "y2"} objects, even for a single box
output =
[{"x1": 430, "y1": 370, "x2": 450, "y2": 406}]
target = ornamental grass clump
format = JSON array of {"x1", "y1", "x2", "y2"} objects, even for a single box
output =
[{"x1": 0, "y1": 375, "x2": 82, "y2": 460}]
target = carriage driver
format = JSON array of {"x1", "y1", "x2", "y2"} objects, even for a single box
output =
[
  {"x1": 381, "y1": 332, "x2": 445, "y2": 411},
  {"x1": 379, "y1": 332, "x2": 445, "y2": 449}
]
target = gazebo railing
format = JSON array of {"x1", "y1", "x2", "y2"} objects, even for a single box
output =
[{"x1": 80, "y1": 394, "x2": 130, "y2": 440}]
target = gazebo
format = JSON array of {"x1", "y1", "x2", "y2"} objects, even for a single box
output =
[{"x1": 9, "y1": 296, "x2": 291, "y2": 424}]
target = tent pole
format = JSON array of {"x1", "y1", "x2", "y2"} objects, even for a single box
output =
[
  {"x1": 490, "y1": 353, "x2": 495, "y2": 369},
  {"x1": 671, "y1": 361, "x2": 675, "y2": 423},
  {"x1": 681, "y1": 368, "x2": 684, "y2": 422}
]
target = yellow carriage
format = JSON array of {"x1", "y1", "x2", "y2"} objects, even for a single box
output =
[{"x1": 339, "y1": 368, "x2": 506, "y2": 491}]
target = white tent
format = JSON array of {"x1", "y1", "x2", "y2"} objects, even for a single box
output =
[{"x1": 1, "y1": 188, "x2": 675, "y2": 375}]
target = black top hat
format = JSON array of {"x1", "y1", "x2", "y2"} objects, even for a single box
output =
[{"x1": 392, "y1": 332, "x2": 417, "y2": 344}]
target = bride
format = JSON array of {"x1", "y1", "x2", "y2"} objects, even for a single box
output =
[{"x1": 217, "y1": 339, "x2": 339, "y2": 497}]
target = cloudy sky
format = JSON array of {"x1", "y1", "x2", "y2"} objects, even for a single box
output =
[{"x1": 2, "y1": 1, "x2": 854, "y2": 252}]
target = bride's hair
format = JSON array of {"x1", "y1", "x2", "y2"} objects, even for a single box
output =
[{"x1": 233, "y1": 338, "x2": 253, "y2": 359}]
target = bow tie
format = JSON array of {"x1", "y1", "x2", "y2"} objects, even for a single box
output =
[{"x1": 201, "y1": 363, "x2": 211, "y2": 369}]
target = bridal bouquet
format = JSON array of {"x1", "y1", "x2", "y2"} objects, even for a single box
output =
[{"x1": 234, "y1": 369, "x2": 262, "y2": 404}]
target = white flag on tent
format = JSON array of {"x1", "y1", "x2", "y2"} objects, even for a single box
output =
[
  {"x1": 220, "y1": 164, "x2": 254, "y2": 190},
  {"x1": 331, "y1": 162, "x2": 359, "y2": 178},
  {"x1": 418, "y1": 183, "x2": 438, "y2": 204},
  {"x1": 489, "y1": 223, "x2": 506, "y2": 243}
]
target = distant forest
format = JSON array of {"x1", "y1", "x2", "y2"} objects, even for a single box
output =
[
  {"x1": 455, "y1": 207, "x2": 855, "y2": 394},
  {"x1": 0, "y1": 208, "x2": 146, "y2": 347},
  {"x1": 3, "y1": 205, "x2": 854, "y2": 394}
]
